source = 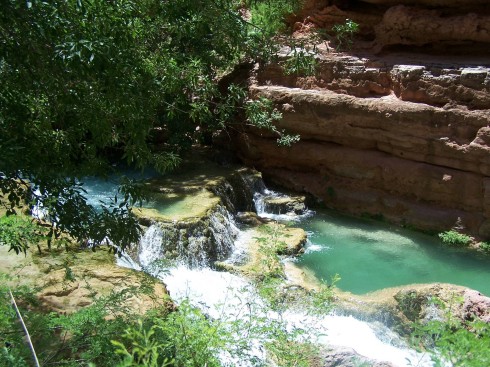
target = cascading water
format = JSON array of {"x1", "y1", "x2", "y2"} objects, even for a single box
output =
[
  {"x1": 116, "y1": 173, "x2": 436, "y2": 367},
  {"x1": 123, "y1": 203, "x2": 241, "y2": 269},
  {"x1": 137, "y1": 224, "x2": 165, "y2": 271},
  {"x1": 253, "y1": 188, "x2": 313, "y2": 221},
  {"x1": 143, "y1": 254, "x2": 433, "y2": 367}
]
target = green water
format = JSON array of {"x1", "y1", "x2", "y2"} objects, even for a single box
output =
[{"x1": 295, "y1": 211, "x2": 490, "y2": 296}]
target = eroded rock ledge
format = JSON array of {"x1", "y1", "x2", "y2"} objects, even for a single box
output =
[
  {"x1": 294, "y1": 0, "x2": 490, "y2": 54},
  {"x1": 233, "y1": 48, "x2": 490, "y2": 237}
]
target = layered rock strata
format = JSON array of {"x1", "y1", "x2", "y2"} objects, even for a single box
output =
[
  {"x1": 294, "y1": 0, "x2": 490, "y2": 54},
  {"x1": 234, "y1": 51, "x2": 490, "y2": 236}
]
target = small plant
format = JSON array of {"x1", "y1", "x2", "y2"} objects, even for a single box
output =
[
  {"x1": 307, "y1": 274, "x2": 339, "y2": 316},
  {"x1": 255, "y1": 224, "x2": 289, "y2": 279},
  {"x1": 283, "y1": 47, "x2": 317, "y2": 76},
  {"x1": 332, "y1": 19, "x2": 359, "y2": 51},
  {"x1": 394, "y1": 290, "x2": 424, "y2": 321},
  {"x1": 438, "y1": 230, "x2": 472, "y2": 247},
  {"x1": 479, "y1": 241, "x2": 490, "y2": 253},
  {"x1": 248, "y1": 0, "x2": 302, "y2": 36}
]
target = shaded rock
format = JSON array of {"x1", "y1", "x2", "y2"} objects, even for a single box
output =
[
  {"x1": 294, "y1": 1, "x2": 490, "y2": 54},
  {"x1": 263, "y1": 195, "x2": 307, "y2": 215},
  {"x1": 375, "y1": 5, "x2": 490, "y2": 50},
  {"x1": 360, "y1": 0, "x2": 487, "y2": 5}
]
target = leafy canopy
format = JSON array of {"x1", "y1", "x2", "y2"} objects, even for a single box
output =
[{"x1": 0, "y1": 0, "x2": 304, "y2": 252}]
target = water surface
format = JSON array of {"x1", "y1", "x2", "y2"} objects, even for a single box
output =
[{"x1": 295, "y1": 210, "x2": 490, "y2": 296}]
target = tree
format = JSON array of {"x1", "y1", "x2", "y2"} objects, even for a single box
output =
[{"x1": 0, "y1": 0, "x2": 303, "y2": 253}]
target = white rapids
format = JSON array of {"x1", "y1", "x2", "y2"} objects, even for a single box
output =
[{"x1": 115, "y1": 179, "x2": 435, "y2": 367}]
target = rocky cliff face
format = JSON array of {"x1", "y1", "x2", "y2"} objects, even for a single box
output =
[{"x1": 232, "y1": 0, "x2": 490, "y2": 237}]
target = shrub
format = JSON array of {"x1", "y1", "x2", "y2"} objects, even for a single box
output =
[
  {"x1": 438, "y1": 230, "x2": 472, "y2": 247},
  {"x1": 332, "y1": 19, "x2": 359, "y2": 50},
  {"x1": 0, "y1": 215, "x2": 40, "y2": 255}
]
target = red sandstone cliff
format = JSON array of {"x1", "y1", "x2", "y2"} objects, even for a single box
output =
[{"x1": 232, "y1": 0, "x2": 490, "y2": 237}]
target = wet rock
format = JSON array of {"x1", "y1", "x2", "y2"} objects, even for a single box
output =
[
  {"x1": 263, "y1": 195, "x2": 307, "y2": 215},
  {"x1": 387, "y1": 284, "x2": 490, "y2": 328},
  {"x1": 321, "y1": 346, "x2": 395, "y2": 367},
  {"x1": 130, "y1": 165, "x2": 267, "y2": 268},
  {"x1": 236, "y1": 211, "x2": 271, "y2": 225},
  {"x1": 394, "y1": 289, "x2": 427, "y2": 321},
  {"x1": 462, "y1": 289, "x2": 490, "y2": 323},
  {"x1": 264, "y1": 196, "x2": 306, "y2": 215}
]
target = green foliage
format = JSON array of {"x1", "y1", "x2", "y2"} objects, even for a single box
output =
[
  {"x1": 410, "y1": 297, "x2": 490, "y2": 367},
  {"x1": 332, "y1": 19, "x2": 359, "y2": 50},
  {"x1": 247, "y1": 0, "x2": 302, "y2": 36},
  {"x1": 1, "y1": 0, "x2": 305, "y2": 251},
  {"x1": 438, "y1": 230, "x2": 472, "y2": 247},
  {"x1": 245, "y1": 97, "x2": 300, "y2": 147},
  {"x1": 479, "y1": 241, "x2": 490, "y2": 253},
  {"x1": 113, "y1": 320, "x2": 172, "y2": 367},
  {"x1": 0, "y1": 272, "x2": 145, "y2": 367},
  {"x1": 307, "y1": 275, "x2": 339, "y2": 316},
  {"x1": 113, "y1": 299, "x2": 229, "y2": 367},
  {"x1": 0, "y1": 215, "x2": 40, "y2": 255},
  {"x1": 262, "y1": 326, "x2": 317, "y2": 367},
  {"x1": 282, "y1": 47, "x2": 317, "y2": 76},
  {"x1": 113, "y1": 294, "x2": 321, "y2": 367}
]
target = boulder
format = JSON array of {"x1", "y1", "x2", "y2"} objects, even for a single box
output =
[{"x1": 263, "y1": 195, "x2": 307, "y2": 215}]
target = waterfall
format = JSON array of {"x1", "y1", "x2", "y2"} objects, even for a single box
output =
[
  {"x1": 126, "y1": 204, "x2": 240, "y2": 269},
  {"x1": 209, "y1": 205, "x2": 239, "y2": 258},
  {"x1": 138, "y1": 224, "x2": 165, "y2": 269}
]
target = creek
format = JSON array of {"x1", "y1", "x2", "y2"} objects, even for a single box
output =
[{"x1": 79, "y1": 164, "x2": 490, "y2": 366}]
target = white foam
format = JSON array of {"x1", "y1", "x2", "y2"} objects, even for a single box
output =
[{"x1": 159, "y1": 265, "x2": 433, "y2": 367}]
